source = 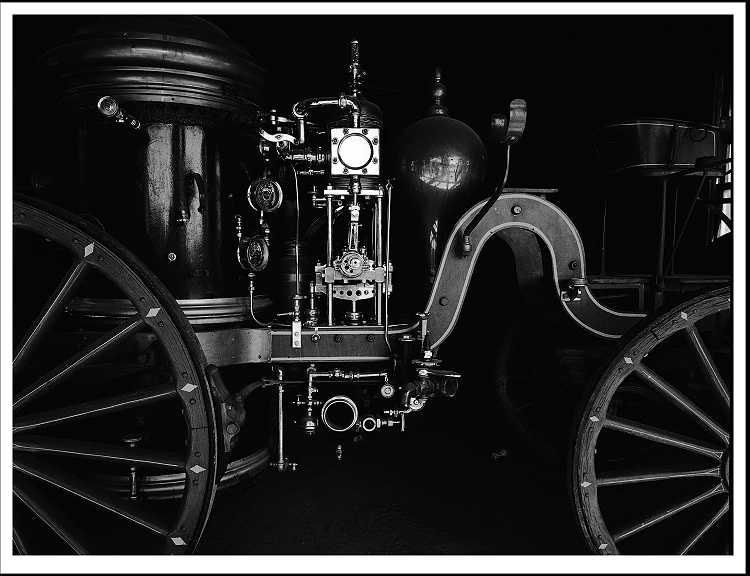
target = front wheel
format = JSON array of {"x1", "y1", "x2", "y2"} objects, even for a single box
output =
[{"x1": 570, "y1": 287, "x2": 732, "y2": 554}]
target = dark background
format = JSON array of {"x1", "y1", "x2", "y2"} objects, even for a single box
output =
[
  {"x1": 13, "y1": 14, "x2": 733, "y2": 275},
  {"x1": 11, "y1": 14, "x2": 734, "y2": 555}
]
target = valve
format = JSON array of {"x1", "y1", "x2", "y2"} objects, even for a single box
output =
[{"x1": 96, "y1": 96, "x2": 141, "y2": 130}]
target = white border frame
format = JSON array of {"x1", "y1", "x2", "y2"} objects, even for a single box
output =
[{"x1": 1, "y1": 3, "x2": 745, "y2": 574}]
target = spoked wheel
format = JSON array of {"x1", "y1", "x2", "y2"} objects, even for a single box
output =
[
  {"x1": 571, "y1": 287, "x2": 732, "y2": 554},
  {"x1": 12, "y1": 196, "x2": 219, "y2": 554}
]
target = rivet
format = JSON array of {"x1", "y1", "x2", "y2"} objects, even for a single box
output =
[
  {"x1": 189, "y1": 398, "x2": 196, "y2": 405},
  {"x1": 343, "y1": 168, "x2": 349, "y2": 174},
  {"x1": 511, "y1": 205, "x2": 522, "y2": 216},
  {"x1": 194, "y1": 451, "x2": 201, "y2": 457},
  {"x1": 366, "y1": 334, "x2": 375, "y2": 342},
  {"x1": 362, "y1": 128, "x2": 368, "y2": 135},
  {"x1": 372, "y1": 138, "x2": 378, "y2": 145},
  {"x1": 439, "y1": 296, "x2": 449, "y2": 306},
  {"x1": 362, "y1": 168, "x2": 367, "y2": 174},
  {"x1": 167, "y1": 252, "x2": 177, "y2": 262},
  {"x1": 332, "y1": 157, "x2": 338, "y2": 164},
  {"x1": 343, "y1": 128, "x2": 349, "y2": 134},
  {"x1": 158, "y1": 321, "x2": 165, "y2": 327},
  {"x1": 334, "y1": 334, "x2": 343, "y2": 343},
  {"x1": 569, "y1": 260, "x2": 578, "y2": 270},
  {"x1": 332, "y1": 137, "x2": 338, "y2": 144},
  {"x1": 372, "y1": 157, "x2": 378, "y2": 164}
]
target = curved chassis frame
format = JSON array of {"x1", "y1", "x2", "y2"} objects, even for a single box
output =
[{"x1": 424, "y1": 193, "x2": 647, "y2": 348}]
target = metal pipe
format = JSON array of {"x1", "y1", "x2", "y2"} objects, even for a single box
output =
[
  {"x1": 384, "y1": 182, "x2": 393, "y2": 355},
  {"x1": 326, "y1": 195, "x2": 334, "y2": 326},
  {"x1": 320, "y1": 395, "x2": 358, "y2": 433},
  {"x1": 276, "y1": 373, "x2": 284, "y2": 470},
  {"x1": 375, "y1": 195, "x2": 383, "y2": 324},
  {"x1": 292, "y1": 96, "x2": 360, "y2": 122}
]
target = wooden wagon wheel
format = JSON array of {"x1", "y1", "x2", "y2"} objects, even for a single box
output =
[
  {"x1": 12, "y1": 195, "x2": 219, "y2": 554},
  {"x1": 571, "y1": 287, "x2": 732, "y2": 554}
]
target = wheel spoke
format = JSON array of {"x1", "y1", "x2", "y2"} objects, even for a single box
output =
[
  {"x1": 634, "y1": 364, "x2": 730, "y2": 445},
  {"x1": 14, "y1": 435, "x2": 185, "y2": 470},
  {"x1": 604, "y1": 416, "x2": 724, "y2": 460},
  {"x1": 13, "y1": 260, "x2": 88, "y2": 374},
  {"x1": 13, "y1": 384, "x2": 175, "y2": 433},
  {"x1": 14, "y1": 454, "x2": 171, "y2": 536},
  {"x1": 14, "y1": 474, "x2": 89, "y2": 554},
  {"x1": 684, "y1": 323, "x2": 730, "y2": 408},
  {"x1": 597, "y1": 465, "x2": 721, "y2": 487},
  {"x1": 613, "y1": 483, "x2": 726, "y2": 543},
  {"x1": 678, "y1": 499, "x2": 730, "y2": 554},
  {"x1": 13, "y1": 317, "x2": 145, "y2": 411},
  {"x1": 12, "y1": 527, "x2": 29, "y2": 555}
]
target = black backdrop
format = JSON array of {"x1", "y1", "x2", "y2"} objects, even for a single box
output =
[{"x1": 13, "y1": 14, "x2": 732, "y2": 274}]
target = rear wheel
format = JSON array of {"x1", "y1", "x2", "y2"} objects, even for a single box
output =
[
  {"x1": 13, "y1": 196, "x2": 220, "y2": 554},
  {"x1": 571, "y1": 287, "x2": 732, "y2": 554}
]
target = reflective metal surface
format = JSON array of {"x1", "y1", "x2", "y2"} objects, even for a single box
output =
[
  {"x1": 44, "y1": 16, "x2": 265, "y2": 117},
  {"x1": 397, "y1": 112, "x2": 487, "y2": 284}
]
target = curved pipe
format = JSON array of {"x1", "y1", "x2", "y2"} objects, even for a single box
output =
[
  {"x1": 320, "y1": 395, "x2": 359, "y2": 433},
  {"x1": 425, "y1": 193, "x2": 647, "y2": 347},
  {"x1": 292, "y1": 95, "x2": 360, "y2": 119}
]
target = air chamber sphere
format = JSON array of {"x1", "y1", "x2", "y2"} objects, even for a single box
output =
[{"x1": 395, "y1": 107, "x2": 487, "y2": 292}]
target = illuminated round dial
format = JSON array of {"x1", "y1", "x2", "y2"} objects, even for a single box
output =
[{"x1": 337, "y1": 133, "x2": 374, "y2": 170}]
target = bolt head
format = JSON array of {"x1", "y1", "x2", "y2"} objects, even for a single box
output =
[{"x1": 511, "y1": 205, "x2": 522, "y2": 215}]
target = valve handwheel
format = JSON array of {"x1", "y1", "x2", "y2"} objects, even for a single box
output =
[
  {"x1": 12, "y1": 196, "x2": 219, "y2": 554},
  {"x1": 571, "y1": 287, "x2": 732, "y2": 554}
]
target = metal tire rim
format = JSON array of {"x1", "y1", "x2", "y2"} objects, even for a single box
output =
[
  {"x1": 12, "y1": 196, "x2": 219, "y2": 554},
  {"x1": 571, "y1": 287, "x2": 732, "y2": 554}
]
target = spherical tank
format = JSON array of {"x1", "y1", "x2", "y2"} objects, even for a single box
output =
[{"x1": 395, "y1": 71, "x2": 487, "y2": 298}]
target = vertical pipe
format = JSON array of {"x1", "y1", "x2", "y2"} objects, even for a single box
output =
[
  {"x1": 326, "y1": 196, "x2": 333, "y2": 266},
  {"x1": 375, "y1": 195, "x2": 383, "y2": 324},
  {"x1": 326, "y1": 195, "x2": 334, "y2": 325},
  {"x1": 277, "y1": 381, "x2": 284, "y2": 469}
]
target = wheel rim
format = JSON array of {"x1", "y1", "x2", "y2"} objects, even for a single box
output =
[
  {"x1": 12, "y1": 197, "x2": 218, "y2": 554},
  {"x1": 572, "y1": 287, "x2": 732, "y2": 554}
]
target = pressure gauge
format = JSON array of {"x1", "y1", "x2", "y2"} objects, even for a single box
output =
[
  {"x1": 238, "y1": 234, "x2": 270, "y2": 272},
  {"x1": 247, "y1": 178, "x2": 283, "y2": 212}
]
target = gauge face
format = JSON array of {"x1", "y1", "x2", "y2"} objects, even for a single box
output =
[
  {"x1": 238, "y1": 234, "x2": 270, "y2": 272},
  {"x1": 247, "y1": 178, "x2": 283, "y2": 212},
  {"x1": 247, "y1": 237, "x2": 269, "y2": 271},
  {"x1": 337, "y1": 133, "x2": 374, "y2": 170}
]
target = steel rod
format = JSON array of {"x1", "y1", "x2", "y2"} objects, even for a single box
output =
[
  {"x1": 604, "y1": 416, "x2": 724, "y2": 460},
  {"x1": 634, "y1": 364, "x2": 730, "y2": 445},
  {"x1": 13, "y1": 260, "x2": 88, "y2": 374},
  {"x1": 13, "y1": 316, "x2": 145, "y2": 411},
  {"x1": 14, "y1": 477, "x2": 90, "y2": 554},
  {"x1": 13, "y1": 384, "x2": 175, "y2": 433},
  {"x1": 14, "y1": 454, "x2": 171, "y2": 536},
  {"x1": 678, "y1": 499, "x2": 730, "y2": 554},
  {"x1": 684, "y1": 323, "x2": 731, "y2": 408},
  {"x1": 597, "y1": 465, "x2": 722, "y2": 487},
  {"x1": 12, "y1": 527, "x2": 29, "y2": 555},
  {"x1": 13, "y1": 436, "x2": 185, "y2": 470},
  {"x1": 613, "y1": 483, "x2": 726, "y2": 543}
]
